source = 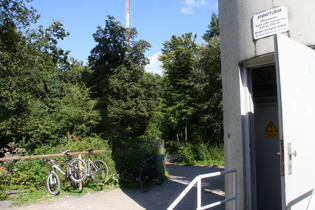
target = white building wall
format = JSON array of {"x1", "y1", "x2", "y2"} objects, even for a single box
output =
[{"x1": 218, "y1": 1, "x2": 315, "y2": 209}]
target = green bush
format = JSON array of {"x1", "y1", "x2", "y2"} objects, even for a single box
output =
[
  {"x1": 165, "y1": 141, "x2": 183, "y2": 154},
  {"x1": 0, "y1": 168, "x2": 8, "y2": 201},
  {"x1": 195, "y1": 142, "x2": 212, "y2": 161},
  {"x1": 32, "y1": 136, "x2": 116, "y2": 177},
  {"x1": 0, "y1": 136, "x2": 117, "y2": 201},
  {"x1": 0, "y1": 158, "x2": 46, "y2": 190},
  {"x1": 178, "y1": 144, "x2": 195, "y2": 164},
  {"x1": 168, "y1": 141, "x2": 224, "y2": 165}
]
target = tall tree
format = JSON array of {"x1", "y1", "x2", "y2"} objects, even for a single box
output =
[
  {"x1": 191, "y1": 12, "x2": 222, "y2": 143},
  {"x1": 159, "y1": 33, "x2": 198, "y2": 142},
  {"x1": 88, "y1": 16, "x2": 150, "y2": 98},
  {"x1": 87, "y1": 16, "x2": 158, "y2": 139},
  {"x1": 202, "y1": 12, "x2": 219, "y2": 42},
  {"x1": 191, "y1": 37, "x2": 222, "y2": 143},
  {"x1": 0, "y1": 0, "x2": 39, "y2": 150}
]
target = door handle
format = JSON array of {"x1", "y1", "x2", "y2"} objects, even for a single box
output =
[
  {"x1": 288, "y1": 142, "x2": 296, "y2": 175},
  {"x1": 290, "y1": 150, "x2": 297, "y2": 157}
]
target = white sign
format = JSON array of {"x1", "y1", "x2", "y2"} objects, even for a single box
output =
[{"x1": 252, "y1": 6, "x2": 289, "y2": 40}]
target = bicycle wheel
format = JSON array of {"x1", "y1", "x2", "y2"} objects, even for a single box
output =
[
  {"x1": 68, "y1": 158, "x2": 87, "y2": 183},
  {"x1": 46, "y1": 171, "x2": 60, "y2": 195},
  {"x1": 139, "y1": 170, "x2": 150, "y2": 192},
  {"x1": 152, "y1": 168, "x2": 164, "y2": 185},
  {"x1": 91, "y1": 160, "x2": 109, "y2": 183}
]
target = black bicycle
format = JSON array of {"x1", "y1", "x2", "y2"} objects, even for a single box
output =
[
  {"x1": 137, "y1": 155, "x2": 164, "y2": 192},
  {"x1": 44, "y1": 150, "x2": 87, "y2": 195}
]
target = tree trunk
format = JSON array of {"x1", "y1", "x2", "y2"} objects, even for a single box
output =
[{"x1": 185, "y1": 125, "x2": 188, "y2": 142}]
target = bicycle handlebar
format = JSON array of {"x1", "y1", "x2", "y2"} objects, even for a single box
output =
[
  {"x1": 87, "y1": 149, "x2": 94, "y2": 155},
  {"x1": 63, "y1": 150, "x2": 70, "y2": 155}
]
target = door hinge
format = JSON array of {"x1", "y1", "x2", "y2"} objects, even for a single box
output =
[{"x1": 279, "y1": 140, "x2": 284, "y2": 176}]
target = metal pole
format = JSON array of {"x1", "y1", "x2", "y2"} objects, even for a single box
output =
[
  {"x1": 126, "y1": 0, "x2": 130, "y2": 29},
  {"x1": 307, "y1": 188, "x2": 315, "y2": 210},
  {"x1": 197, "y1": 179, "x2": 201, "y2": 209},
  {"x1": 126, "y1": 0, "x2": 130, "y2": 45}
]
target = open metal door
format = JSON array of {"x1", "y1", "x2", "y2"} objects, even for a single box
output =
[{"x1": 275, "y1": 33, "x2": 315, "y2": 209}]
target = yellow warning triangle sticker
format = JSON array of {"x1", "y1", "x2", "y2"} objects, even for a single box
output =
[
  {"x1": 264, "y1": 121, "x2": 279, "y2": 138},
  {"x1": 265, "y1": 121, "x2": 278, "y2": 132}
]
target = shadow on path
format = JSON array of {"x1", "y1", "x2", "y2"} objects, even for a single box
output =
[{"x1": 121, "y1": 164, "x2": 226, "y2": 210}]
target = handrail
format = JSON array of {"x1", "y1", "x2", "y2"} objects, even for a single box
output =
[
  {"x1": 0, "y1": 150, "x2": 108, "y2": 161},
  {"x1": 307, "y1": 188, "x2": 315, "y2": 210},
  {"x1": 167, "y1": 169, "x2": 237, "y2": 210}
]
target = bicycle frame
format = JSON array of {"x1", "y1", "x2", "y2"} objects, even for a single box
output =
[
  {"x1": 85, "y1": 157, "x2": 101, "y2": 176},
  {"x1": 77, "y1": 149, "x2": 108, "y2": 184},
  {"x1": 45, "y1": 150, "x2": 87, "y2": 195},
  {"x1": 51, "y1": 161, "x2": 67, "y2": 176},
  {"x1": 46, "y1": 152, "x2": 80, "y2": 180}
]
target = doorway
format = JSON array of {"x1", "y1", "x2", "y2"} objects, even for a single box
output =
[{"x1": 251, "y1": 65, "x2": 282, "y2": 210}]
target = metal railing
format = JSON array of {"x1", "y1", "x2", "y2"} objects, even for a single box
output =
[
  {"x1": 167, "y1": 169, "x2": 237, "y2": 210},
  {"x1": 307, "y1": 188, "x2": 315, "y2": 210}
]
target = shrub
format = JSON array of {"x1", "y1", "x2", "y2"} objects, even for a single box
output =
[
  {"x1": 168, "y1": 141, "x2": 224, "y2": 165},
  {"x1": 0, "y1": 136, "x2": 117, "y2": 201},
  {"x1": 178, "y1": 143, "x2": 195, "y2": 164}
]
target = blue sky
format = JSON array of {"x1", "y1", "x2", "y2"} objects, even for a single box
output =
[{"x1": 29, "y1": 0, "x2": 218, "y2": 75}]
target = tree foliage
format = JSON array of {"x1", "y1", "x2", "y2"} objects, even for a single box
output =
[
  {"x1": 0, "y1": 0, "x2": 222, "y2": 169},
  {"x1": 88, "y1": 16, "x2": 150, "y2": 97},
  {"x1": 191, "y1": 37, "x2": 222, "y2": 142},
  {"x1": 87, "y1": 16, "x2": 162, "y2": 139},
  {"x1": 159, "y1": 33, "x2": 199, "y2": 142},
  {"x1": 159, "y1": 14, "x2": 222, "y2": 144},
  {"x1": 0, "y1": 0, "x2": 99, "y2": 151},
  {"x1": 202, "y1": 12, "x2": 219, "y2": 42}
]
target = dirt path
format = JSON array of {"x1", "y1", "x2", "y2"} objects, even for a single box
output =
[{"x1": 0, "y1": 164, "x2": 225, "y2": 210}]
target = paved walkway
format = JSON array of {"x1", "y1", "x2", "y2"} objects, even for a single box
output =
[{"x1": 0, "y1": 164, "x2": 225, "y2": 210}]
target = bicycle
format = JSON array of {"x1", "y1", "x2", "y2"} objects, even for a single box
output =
[
  {"x1": 137, "y1": 155, "x2": 164, "y2": 192},
  {"x1": 83, "y1": 149, "x2": 109, "y2": 183},
  {"x1": 44, "y1": 150, "x2": 87, "y2": 195}
]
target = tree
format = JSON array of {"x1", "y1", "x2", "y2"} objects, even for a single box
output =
[
  {"x1": 0, "y1": 1, "x2": 99, "y2": 151},
  {"x1": 191, "y1": 37, "x2": 222, "y2": 143},
  {"x1": 87, "y1": 16, "x2": 158, "y2": 139},
  {"x1": 202, "y1": 12, "x2": 219, "y2": 42},
  {"x1": 159, "y1": 33, "x2": 198, "y2": 142},
  {"x1": 88, "y1": 16, "x2": 150, "y2": 98},
  {"x1": 191, "y1": 13, "x2": 222, "y2": 143},
  {"x1": 0, "y1": 0, "x2": 40, "y2": 150}
]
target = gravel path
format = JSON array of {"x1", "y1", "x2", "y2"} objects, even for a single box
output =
[{"x1": 0, "y1": 164, "x2": 225, "y2": 210}]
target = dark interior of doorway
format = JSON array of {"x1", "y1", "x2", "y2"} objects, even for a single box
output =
[
  {"x1": 252, "y1": 65, "x2": 277, "y2": 103},
  {"x1": 251, "y1": 65, "x2": 282, "y2": 210}
]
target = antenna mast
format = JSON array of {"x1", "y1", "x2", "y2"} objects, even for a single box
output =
[{"x1": 126, "y1": 0, "x2": 130, "y2": 45}]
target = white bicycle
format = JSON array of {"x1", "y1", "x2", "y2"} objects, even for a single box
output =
[
  {"x1": 44, "y1": 150, "x2": 87, "y2": 195},
  {"x1": 84, "y1": 149, "x2": 109, "y2": 183}
]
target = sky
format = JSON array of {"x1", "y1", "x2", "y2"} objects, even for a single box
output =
[{"x1": 28, "y1": 0, "x2": 218, "y2": 75}]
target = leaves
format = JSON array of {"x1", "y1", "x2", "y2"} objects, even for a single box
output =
[
  {"x1": 0, "y1": 1, "x2": 98, "y2": 150},
  {"x1": 159, "y1": 33, "x2": 198, "y2": 142},
  {"x1": 87, "y1": 16, "x2": 160, "y2": 139}
]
